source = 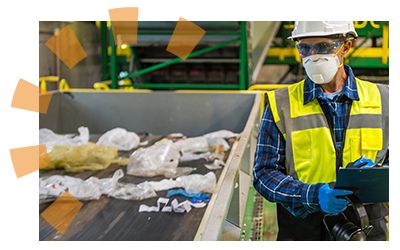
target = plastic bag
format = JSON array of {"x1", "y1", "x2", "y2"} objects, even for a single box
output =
[
  {"x1": 39, "y1": 126, "x2": 89, "y2": 148},
  {"x1": 39, "y1": 174, "x2": 102, "y2": 203},
  {"x1": 127, "y1": 139, "x2": 181, "y2": 177},
  {"x1": 176, "y1": 172, "x2": 216, "y2": 194},
  {"x1": 39, "y1": 169, "x2": 157, "y2": 203},
  {"x1": 96, "y1": 127, "x2": 140, "y2": 151},
  {"x1": 109, "y1": 182, "x2": 157, "y2": 200},
  {"x1": 147, "y1": 172, "x2": 217, "y2": 194},
  {"x1": 203, "y1": 129, "x2": 239, "y2": 139},
  {"x1": 93, "y1": 169, "x2": 156, "y2": 200},
  {"x1": 43, "y1": 142, "x2": 119, "y2": 172},
  {"x1": 174, "y1": 136, "x2": 209, "y2": 153}
]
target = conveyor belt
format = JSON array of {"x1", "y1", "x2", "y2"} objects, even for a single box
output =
[{"x1": 39, "y1": 133, "x2": 232, "y2": 241}]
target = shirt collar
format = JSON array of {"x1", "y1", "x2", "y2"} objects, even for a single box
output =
[{"x1": 303, "y1": 64, "x2": 359, "y2": 105}]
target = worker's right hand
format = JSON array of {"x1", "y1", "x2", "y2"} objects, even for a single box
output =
[{"x1": 318, "y1": 184, "x2": 353, "y2": 215}]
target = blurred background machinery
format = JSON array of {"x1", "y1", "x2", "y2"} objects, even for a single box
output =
[{"x1": 39, "y1": 21, "x2": 389, "y2": 91}]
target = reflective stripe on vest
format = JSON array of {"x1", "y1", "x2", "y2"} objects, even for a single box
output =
[{"x1": 266, "y1": 78, "x2": 389, "y2": 184}]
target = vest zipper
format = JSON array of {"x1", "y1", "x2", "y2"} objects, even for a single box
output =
[
  {"x1": 317, "y1": 99, "x2": 353, "y2": 175},
  {"x1": 339, "y1": 101, "x2": 352, "y2": 171}
]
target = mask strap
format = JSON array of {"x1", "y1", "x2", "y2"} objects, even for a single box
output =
[{"x1": 334, "y1": 43, "x2": 345, "y2": 68}]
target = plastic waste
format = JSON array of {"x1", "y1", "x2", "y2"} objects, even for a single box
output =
[
  {"x1": 39, "y1": 174, "x2": 102, "y2": 203},
  {"x1": 43, "y1": 142, "x2": 119, "y2": 172},
  {"x1": 39, "y1": 169, "x2": 157, "y2": 203},
  {"x1": 109, "y1": 182, "x2": 157, "y2": 200},
  {"x1": 174, "y1": 136, "x2": 209, "y2": 153},
  {"x1": 191, "y1": 198, "x2": 210, "y2": 203},
  {"x1": 176, "y1": 172, "x2": 216, "y2": 194},
  {"x1": 126, "y1": 139, "x2": 181, "y2": 177},
  {"x1": 96, "y1": 127, "x2": 141, "y2": 151},
  {"x1": 146, "y1": 172, "x2": 217, "y2": 194},
  {"x1": 138, "y1": 197, "x2": 205, "y2": 213},
  {"x1": 204, "y1": 159, "x2": 225, "y2": 170},
  {"x1": 166, "y1": 189, "x2": 210, "y2": 200},
  {"x1": 203, "y1": 129, "x2": 239, "y2": 139},
  {"x1": 207, "y1": 137, "x2": 230, "y2": 151},
  {"x1": 39, "y1": 126, "x2": 89, "y2": 148},
  {"x1": 165, "y1": 188, "x2": 210, "y2": 200},
  {"x1": 180, "y1": 151, "x2": 210, "y2": 162}
]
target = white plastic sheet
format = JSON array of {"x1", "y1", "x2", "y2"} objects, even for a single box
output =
[
  {"x1": 39, "y1": 126, "x2": 89, "y2": 148},
  {"x1": 39, "y1": 169, "x2": 157, "y2": 203},
  {"x1": 96, "y1": 127, "x2": 141, "y2": 151},
  {"x1": 173, "y1": 136, "x2": 209, "y2": 153},
  {"x1": 146, "y1": 172, "x2": 217, "y2": 194},
  {"x1": 138, "y1": 197, "x2": 206, "y2": 213},
  {"x1": 126, "y1": 139, "x2": 181, "y2": 177},
  {"x1": 203, "y1": 129, "x2": 239, "y2": 139}
]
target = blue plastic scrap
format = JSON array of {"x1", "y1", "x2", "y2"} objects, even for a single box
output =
[{"x1": 166, "y1": 188, "x2": 210, "y2": 200}]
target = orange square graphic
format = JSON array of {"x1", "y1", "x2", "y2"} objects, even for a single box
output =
[
  {"x1": 10, "y1": 144, "x2": 50, "y2": 178},
  {"x1": 11, "y1": 79, "x2": 52, "y2": 114},
  {"x1": 108, "y1": 7, "x2": 139, "y2": 21},
  {"x1": 45, "y1": 25, "x2": 87, "y2": 69},
  {"x1": 109, "y1": 7, "x2": 139, "y2": 45},
  {"x1": 166, "y1": 17, "x2": 206, "y2": 61},
  {"x1": 112, "y1": 22, "x2": 138, "y2": 45},
  {"x1": 41, "y1": 191, "x2": 83, "y2": 234},
  {"x1": 39, "y1": 91, "x2": 53, "y2": 114},
  {"x1": 39, "y1": 145, "x2": 51, "y2": 170}
]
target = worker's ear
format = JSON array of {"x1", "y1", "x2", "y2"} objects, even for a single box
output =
[{"x1": 341, "y1": 40, "x2": 352, "y2": 57}]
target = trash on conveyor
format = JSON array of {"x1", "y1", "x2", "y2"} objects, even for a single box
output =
[
  {"x1": 166, "y1": 189, "x2": 210, "y2": 200},
  {"x1": 39, "y1": 169, "x2": 157, "y2": 203},
  {"x1": 138, "y1": 197, "x2": 207, "y2": 213},
  {"x1": 126, "y1": 139, "x2": 181, "y2": 177},
  {"x1": 146, "y1": 172, "x2": 217, "y2": 194},
  {"x1": 39, "y1": 126, "x2": 89, "y2": 148},
  {"x1": 204, "y1": 159, "x2": 225, "y2": 170},
  {"x1": 42, "y1": 142, "x2": 121, "y2": 172},
  {"x1": 203, "y1": 129, "x2": 240, "y2": 139},
  {"x1": 173, "y1": 136, "x2": 209, "y2": 153},
  {"x1": 96, "y1": 127, "x2": 142, "y2": 151}
]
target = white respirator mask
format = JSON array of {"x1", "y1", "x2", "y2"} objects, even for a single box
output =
[{"x1": 302, "y1": 44, "x2": 344, "y2": 84}]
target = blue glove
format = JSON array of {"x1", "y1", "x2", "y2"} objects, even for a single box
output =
[
  {"x1": 353, "y1": 157, "x2": 375, "y2": 168},
  {"x1": 318, "y1": 184, "x2": 353, "y2": 215}
]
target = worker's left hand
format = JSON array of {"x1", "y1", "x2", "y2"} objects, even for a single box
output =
[
  {"x1": 318, "y1": 184, "x2": 353, "y2": 215},
  {"x1": 346, "y1": 156, "x2": 375, "y2": 169}
]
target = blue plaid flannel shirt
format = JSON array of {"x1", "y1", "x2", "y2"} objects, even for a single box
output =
[{"x1": 253, "y1": 65, "x2": 389, "y2": 218}]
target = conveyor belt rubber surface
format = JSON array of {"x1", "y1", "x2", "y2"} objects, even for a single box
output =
[{"x1": 39, "y1": 133, "x2": 233, "y2": 241}]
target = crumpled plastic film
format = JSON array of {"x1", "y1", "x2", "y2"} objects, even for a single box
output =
[
  {"x1": 109, "y1": 182, "x2": 157, "y2": 200},
  {"x1": 39, "y1": 169, "x2": 157, "y2": 203},
  {"x1": 96, "y1": 127, "x2": 140, "y2": 151},
  {"x1": 173, "y1": 136, "x2": 209, "y2": 153},
  {"x1": 43, "y1": 142, "x2": 119, "y2": 172},
  {"x1": 126, "y1": 139, "x2": 181, "y2": 177},
  {"x1": 176, "y1": 172, "x2": 216, "y2": 194},
  {"x1": 39, "y1": 174, "x2": 102, "y2": 203},
  {"x1": 39, "y1": 126, "x2": 89, "y2": 148},
  {"x1": 203, "y1": 129, "x2": 239, "y2": 139},
  {"x1": 146, "y1": 172, "x2": 217, "y2": 194}
]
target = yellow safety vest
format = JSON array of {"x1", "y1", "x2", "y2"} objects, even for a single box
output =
[{"x1": 266, "y1": 78, "x2": 389, "y2": 184}]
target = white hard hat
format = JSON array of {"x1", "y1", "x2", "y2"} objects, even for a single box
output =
[{"x1": 288, "y1": 21, "x2": 358, "y2": 41}]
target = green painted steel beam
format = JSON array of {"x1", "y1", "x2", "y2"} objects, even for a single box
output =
[
  {"x1": 119, "y1": 37, "x2": 240, "y2": 81},
  {"x1": 109, "y1": 26, "x2": 118, "y2": 89},
  {"x1": 241, "y1": 185, "x2": 256, "y2": 241},
  {"x1": 100, "y1": 21, "x2": 109, "y2": 81},
  {"x1": 239, "y1": 21, "x2": 248, "y2": 90}
]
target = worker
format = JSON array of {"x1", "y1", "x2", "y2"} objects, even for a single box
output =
[{"x1": 253, "y1": 21, "x2": 389, "y2": 241}]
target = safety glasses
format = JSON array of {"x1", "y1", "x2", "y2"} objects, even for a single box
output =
[{"x1": 297, "y1": 42, "x2": 344, "y2": 56}]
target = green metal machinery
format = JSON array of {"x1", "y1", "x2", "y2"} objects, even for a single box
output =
[
  {"x1": 97, "y1": 21, "x2": 281, "y2": 90},
  {"x1": 97, "y1": 21, "x2": 388, "y2": 90}
]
